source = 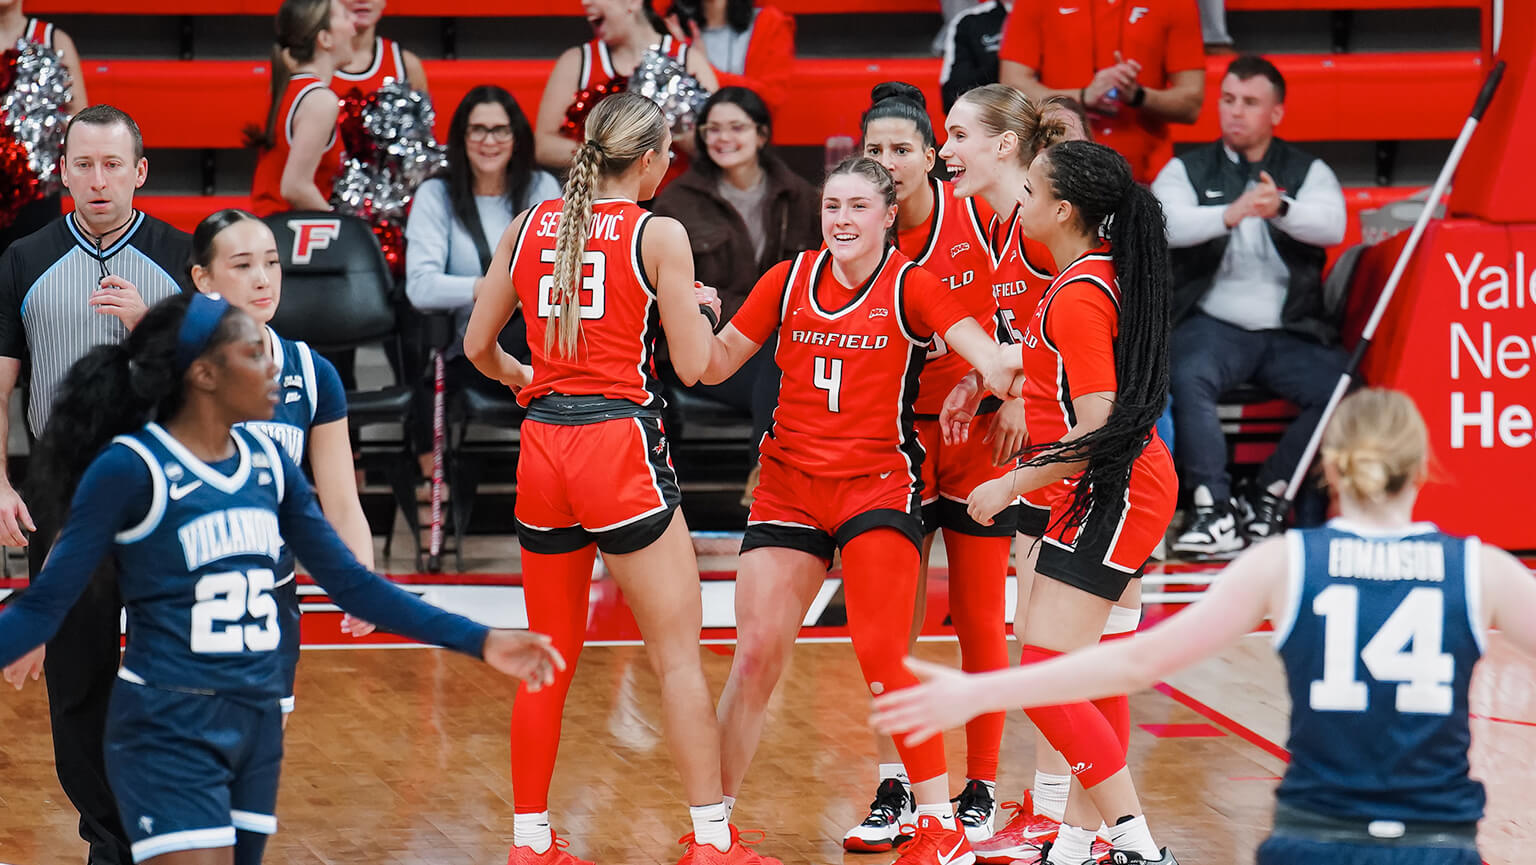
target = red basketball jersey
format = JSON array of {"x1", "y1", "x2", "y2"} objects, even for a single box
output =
[
  {"x1": 509, "y1": 198, "x2": 665, "y2": 408},
  {"x1": 250, "y1": 74, "x2": 344, "y2": 217},
  {"x1": 332, "y1": 37, "x2": 409, "y2": 95},
  {"x1": 731, "y1": 247, "x2": 971, "y2": 480},
  {"x1": 578, "y1": 36, "x2": 690, "y2": 90},
  {"x1": 987, "y1": 206, "x2": 1056, "y2": 344},
  {"x1": 23, "y1": 18, "x2": 54, "y2": 47},
  {"x1": 897, "y1": 178, "x2": 998, "y2": 416}
]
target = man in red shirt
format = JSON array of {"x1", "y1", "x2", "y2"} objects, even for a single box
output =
[{"x1": 998, "y1": 0, "x2": 1206, "y2": 183}]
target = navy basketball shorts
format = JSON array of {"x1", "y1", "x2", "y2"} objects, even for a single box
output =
[
  {"x1": 106, "y1": 676, "x2": 284, "y2": 863},
  {"x1": 1257, "y1": 835, "x2": 1480, "y2": 865},
  {"x1": 275, "y1": 570, "x2": 300, "y2": 713}
]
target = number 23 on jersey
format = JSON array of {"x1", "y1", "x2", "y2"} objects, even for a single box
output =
[{"x1": 537, "y1": 248, "x2": 608, "y2": 320}]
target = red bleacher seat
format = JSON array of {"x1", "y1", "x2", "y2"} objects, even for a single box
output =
[{"x1": 81, "y1": 52, "x2": 1480, "y2": 152}]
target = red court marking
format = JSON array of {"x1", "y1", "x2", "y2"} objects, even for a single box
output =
[
  {"x1": 1470, "y1": 713, "x2": 1536, "y2": 728},
  {"x1": 1138, "y1": 722, "x2": 1227, "y2": 738},
  {"x1": 1153, "y1": 682, "x2": 1291, "y2": 764}
]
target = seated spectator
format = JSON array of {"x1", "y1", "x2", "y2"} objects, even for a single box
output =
[
  {"x1": 998, "y1": 0, "x2": 1205, "y2": 183},
  {"x1": 405, "y1": 85, "x2": 560, "y2": 476},
  {"x1": 533, "y1": 0, "x2": 718, "y2": 172},
  {"x1": 650, "y1": 86, "x2": 819, "y2": 501},
  {"x1": 939, "y1": 0, "x2": 1008, "y2": 111},
  {"x1": 1152, "y1": 55, "x2": 1346, "y2": 554},
  {"x1": 665, "y1": 0, "x2": 795, "y2": 115},
  {"x1": 250, "y1": 0, "x2": 357, "y2": 216}
]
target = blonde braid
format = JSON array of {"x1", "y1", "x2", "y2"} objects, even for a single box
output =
[{"x1": 548, "y1": 140, "x2": 603, "y2": 357}]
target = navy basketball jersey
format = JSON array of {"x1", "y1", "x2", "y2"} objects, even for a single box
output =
[
  {"x1": 237, "y1": 327, "x2": 321, "y2": 466},
  {"x1": 1273, "y1": 520, "x2": 1486, "y2": 823},
  {"x1": 111, "y1": 424, "x2": 292, "y2": 700}
]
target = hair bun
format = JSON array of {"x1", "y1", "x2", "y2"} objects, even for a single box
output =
[{"x1": 870, "y1": 81, "x2": 926, "y2": 110}]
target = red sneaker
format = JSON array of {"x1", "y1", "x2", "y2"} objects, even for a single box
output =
[
  {"x1": 676, "y1": 826, "x2": 783, "y2": 865},
  {"x1": 506, "y1": 835, "x2": 594, "y2": 865},
  {"x1": 891, "y1": 815, "x2": 975, "y2": 865},
  {"x1": 971, "y1": 793, "x2": 1059, "y2": 864}
]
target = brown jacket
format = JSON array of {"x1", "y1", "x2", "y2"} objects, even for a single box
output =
[{"x1": 652, "y1": 152, "x2": 821, "y2": 321}]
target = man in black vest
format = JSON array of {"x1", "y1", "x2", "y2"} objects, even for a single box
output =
[{"x1": 1152, "y1": 55, "x2": 1346, "y2": 555}]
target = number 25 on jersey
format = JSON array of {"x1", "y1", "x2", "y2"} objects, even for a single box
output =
[{"x1": 537, "y1": 248, "x2": 607, "y2": 320}]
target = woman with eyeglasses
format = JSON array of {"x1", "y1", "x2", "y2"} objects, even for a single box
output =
[
  {"x1": 651, "y1": 86, "x2": 819, "y2": 503},
  {"x1": 405, "y1": 86, "x2": 560, "y2": 476}
]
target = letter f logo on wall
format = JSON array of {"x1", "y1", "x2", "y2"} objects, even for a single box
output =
[{"x1": 287, "y1": 218, "x2": 342, "y2": 264}]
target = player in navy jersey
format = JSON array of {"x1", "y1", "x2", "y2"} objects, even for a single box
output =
[
  {"x1": 0, "y1": 292, "x2": 563, "y2": 865},
  {"x1": 188, "y1": 209, "x2": 377, "y2": 716},
  {"x1": 873, "y1": 388, "x2": 1536, "y2": 865}
]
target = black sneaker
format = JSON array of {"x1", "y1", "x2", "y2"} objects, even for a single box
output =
[
  {"x1": 952, "y1": 779, "x2": 997, "y2": 843},
  {"x1": 1240, "y1": 484, "x2": 1288, "y2": 540},
  {"x1": 1092, "y1": 848, "x2": 1180, "y2": 865},
  {"x1": 1170, "y1": 485, "x2": 1245, "y2": 556},
  {"x1": 843, "y1": 777, "x2": 916, "y2": 852}
]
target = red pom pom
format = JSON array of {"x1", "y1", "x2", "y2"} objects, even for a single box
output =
[
  {"x1": 0, "y1": 134, "x2": 41, "y2": 232},
  {"x1": 337, "y1": 87, "x2": 377, "y2": 164},
  {"x1": 0, "y1": 49, "x2": 18, "y2": 96},
  {"x1": 373, "y1": 220, "x2": 405, "y2": 280},
  {"x1": 560, "y1": 76, "x2": 630, "y2": 141}
]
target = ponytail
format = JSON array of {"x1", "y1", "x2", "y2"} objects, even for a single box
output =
[
  {"x1": 1020, "y1": 141, "x2": 1171, "y2": 540},
  {"x1": 547, "y1": 92, "x2": 667, "y2": 358},
  {"x1": 248, "y1": 0, "x2": 332, "y2": 150},
  {"x1": 27, "y1": 295, "x2": 242, "y2": 528}
]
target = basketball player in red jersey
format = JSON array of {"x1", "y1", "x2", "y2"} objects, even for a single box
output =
[
  {"x1": 464, "y1": 93, "x2": 777, "y2": 865},
  {"x1": 962, "y1": 140, "x2": 1180, "y2": 865},
  {"x1": 703, "y1": 157, "x2": 1020, "y2": 865},
  {"x1": 335, "y1": 0, "x2": 428, "y2": 95},
  {"x1": 841, "y1": 81, "x2": 1011, "y2": 850},
  {"x1": 533, "y1": 0, "x2": 718, "y2": 171},
  {"x1": 250, "y1": 0, "x2": 355, "y2": 216},
  {"x1": 938, "y1": 88, "x2": 1148, "y2": 863}
]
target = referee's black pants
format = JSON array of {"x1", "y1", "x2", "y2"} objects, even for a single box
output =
[{"x1": 28, "y1": 522, "x2": 133, "y2": 865}]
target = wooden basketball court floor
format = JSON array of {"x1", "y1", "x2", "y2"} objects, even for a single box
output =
[{"x1": 0, "y1": 536, "x2": 1532, "y2": 865}]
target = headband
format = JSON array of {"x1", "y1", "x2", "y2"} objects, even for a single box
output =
[{"x1": 175, "y1": 293, "x2": 231, "y2": 373}]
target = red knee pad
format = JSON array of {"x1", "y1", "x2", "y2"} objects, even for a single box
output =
[
  {"x1": 1094, "y1": 630, "x2": 1135, "y2": 754},
  {"x1": 1018, "y1": 645, "x2": 1127, "y2": 788}
]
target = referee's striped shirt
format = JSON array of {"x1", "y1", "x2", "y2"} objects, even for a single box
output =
[{"x1": 0, "y1": 211, "x2": 190, "y2": 436}]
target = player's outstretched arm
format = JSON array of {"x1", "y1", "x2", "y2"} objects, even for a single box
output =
[{"x1": 872, "y1": 536, "x2": 1289, "y2": 744}]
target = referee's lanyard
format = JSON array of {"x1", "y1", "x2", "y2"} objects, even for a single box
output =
[{"x1": 74, "y1": 209, "x2": 137, "y2": 284}]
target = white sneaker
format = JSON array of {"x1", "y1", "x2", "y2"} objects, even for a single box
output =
[
  {"x1": 843, "y1": 778, "x2": 916, "y2": 852},
  {"x1": 1170, "y1": 485, "x2": 1245, "y2": 556}
]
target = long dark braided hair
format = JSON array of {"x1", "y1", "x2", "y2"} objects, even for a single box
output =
[{"x1": 1021, "y1": 140, "x2": 1171, "y2": 539}]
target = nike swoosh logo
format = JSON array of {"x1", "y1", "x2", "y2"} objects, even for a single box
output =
[
  {"x1": 1019, "y1": 827, "x2": 1056, "y2": 839},
  {"x1": 169, "y1": 480, "x2": 203, "y2": 500},
  {"x1": 936, "y1": 838, "x2": 968, "y2": 865},
  {"x1": 1204, "y1": 189, "x2": 1223, "y2": 198},
  {"x1": 1058, "y1": 6, "x2": 1079, "y2": 13}
]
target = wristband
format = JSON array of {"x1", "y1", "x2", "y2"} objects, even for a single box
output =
[
  {"x1": 1278, "y1": 197, "x2": 1291, "y2": 218},
  {"x1": 1126, "y1": 85, "x2": 1146, "y2": 108},
  {"x1": 699, "y1": 304, "x2": 720, "y2": 331},
  {"x1": 1079, "y1": 86, "x2": 1088, "y2": 106}
]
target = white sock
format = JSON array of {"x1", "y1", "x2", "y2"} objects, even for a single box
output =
[
  {"x1": 513, "y1": 811, "x2": 553, "y2": 854},
  {"x1": 1107, "y1": 815, "x2": 1159, "y2": 859},
  {"x1": 722, "y1": 795, "x2": 735, "y2": 822},
  {"x1": 879, "y1": 762, "x2": 910, "y2": 784},
  {"x1": 1032, "y1": 771, "x2": 1071, "y2": 823},
  {"x1": 915, "y1": 803, "x2": 956, "y2": 830},
  {"x1": 1046, "y1": 824, "x2": 1095, "y2": 865},
  {"x1": 690, "y1": 803, "x2": 731, "y2": 853}
]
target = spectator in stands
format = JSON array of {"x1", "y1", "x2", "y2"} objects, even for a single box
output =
[
  {"x1": 0, "y1": 105, "x2": 189, "y2": 865},
  {"x1": 534, "y1": 0, "x2": 718, "y2": 172},
  {"x1": 0, "y1": 2, "x2": 89, "y2": 257},
  {"x1": 1153, "y1": 55, "x2": 1346, "y2": 555},
  {"x1": 335, "y1": 0, "x2": 430, "y2": 95},
  {"x1": 250, "y1": 0, "x2": 357, "y2": 216},
  {"x1": 664, "y1": 0, "x2": 795, "y2": 114},
  {"x1": 998, "y1": 0, "x2": 1206, "y2": 183},
  {"x1": 405, "y1": 86, "x2": 560, "y2": 475},
  {"x1": 651, "y1": 86, "x2": 819, "y2": 502},
  {"x1": 938, "y1": 0, "x2": 1008, "y2": 111}
]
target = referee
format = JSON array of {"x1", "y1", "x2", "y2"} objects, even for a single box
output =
[{"x1": 0, "y1": 105, "x2": 188, "y2": 865}]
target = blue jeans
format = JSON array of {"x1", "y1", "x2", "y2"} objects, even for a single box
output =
[{"x1": 1170, "y1": 313, "x2": 1347, "y2": 502}]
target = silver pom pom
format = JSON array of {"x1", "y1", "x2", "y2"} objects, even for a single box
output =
[
  {"x1": 330, "y1": 79, "x2": 446, "y2": 225},
  {"x1": 626, "y1": 50, "x2": 709, "y2": 136},
  {"x1": 3, "y1": 38, "x2": 73, "y2": 198}
]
